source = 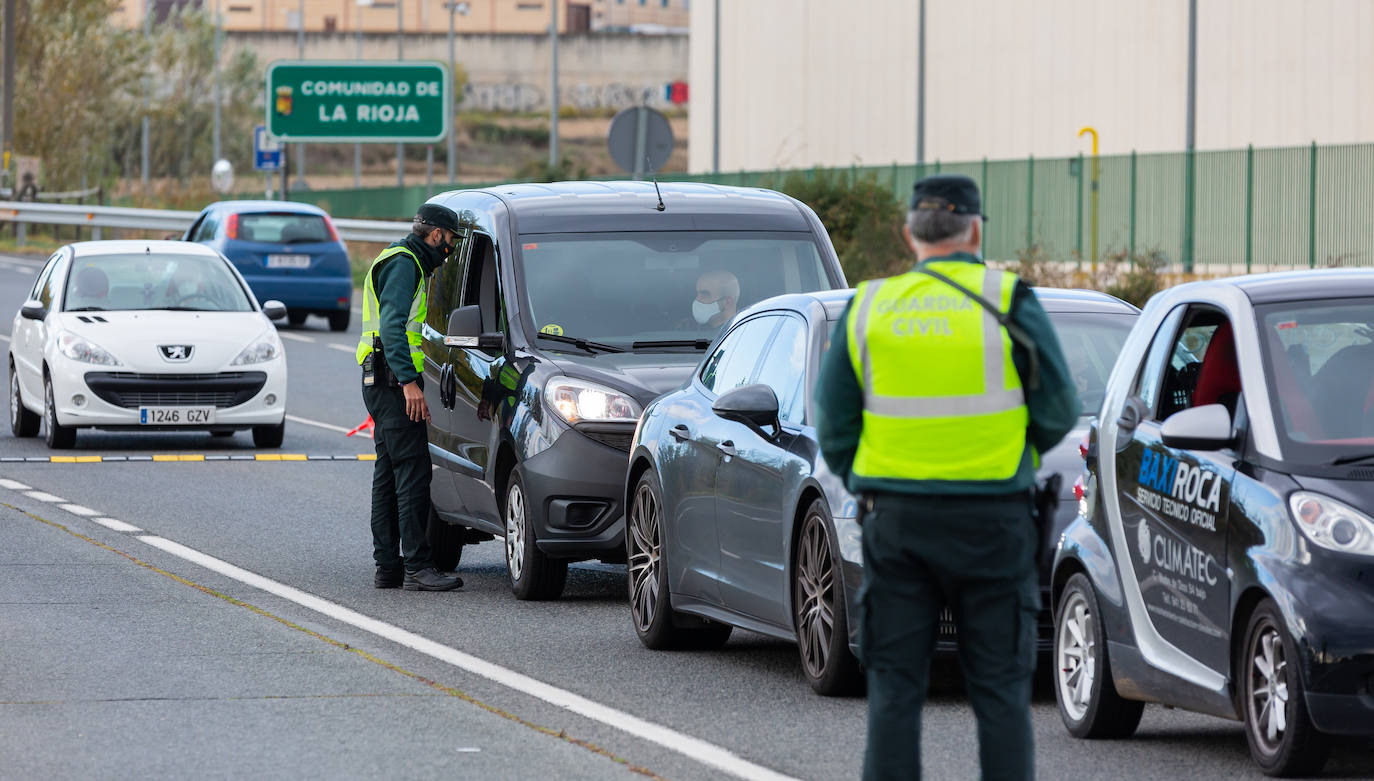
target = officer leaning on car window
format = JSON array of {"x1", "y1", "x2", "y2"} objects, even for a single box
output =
[
  {"x1": 356, "y1": 203, "x2": 464, "y2": 592},
  {"x1": 814, "y1": 175, "x2": 1080, "y2": 781}
]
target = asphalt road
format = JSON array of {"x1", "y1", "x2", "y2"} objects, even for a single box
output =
[{"x1": 2, "y1": 251, "x2": 1372, "y2": 780}]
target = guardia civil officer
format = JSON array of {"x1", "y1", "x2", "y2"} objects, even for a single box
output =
[
  {"x1": 814, "y1": 175, "x2": 1079, "y2": 780},
  {"x1": 357, "y1": 203, "x2": 464, "y2": 591}
]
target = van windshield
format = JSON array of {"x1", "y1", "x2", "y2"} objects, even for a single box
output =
[{"x1": 516, "y1": 231, "x2": 833, "y2": 349}]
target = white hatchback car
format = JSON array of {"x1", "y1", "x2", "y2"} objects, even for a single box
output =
[{"x1": 8, "y1": 240, "x2": 288, "y2": 449}]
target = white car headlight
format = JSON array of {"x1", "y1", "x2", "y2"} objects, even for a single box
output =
[
  {"x1": 1289, "y1": 491, "x2": 1374, "y2": 556},
  {"x1": 544, "y1": 376, "x2": 641, "y2": 424},
  {"x1": 231, "y1": 329, "x2": 284, "y2": 366},
  {"x1": 57, "y1": 331, "x2": 121, "y2": 366}
]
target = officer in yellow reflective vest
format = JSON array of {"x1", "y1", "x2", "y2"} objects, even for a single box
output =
[
  {"x1": 357, "y1": 203, "x2": 464, "y2": 592},
  {"x1": 815, "y1": 176, "x2": 1080, "y2": 780}
]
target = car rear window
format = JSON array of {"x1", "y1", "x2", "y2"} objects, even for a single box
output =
[{"x1": 236, "y1": 213, "x2": 331, "y2": 244}]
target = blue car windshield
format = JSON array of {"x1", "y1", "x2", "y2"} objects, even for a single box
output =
[
  {"x1": 1256, "y1": 298, "x2": 1374, "y2": 459},
  {"x1": 517, "y1": 231, "x2": 832, "y2": 348},
  {"x1": 63, "y1": 253, "x2": 253, "y2": 312}
]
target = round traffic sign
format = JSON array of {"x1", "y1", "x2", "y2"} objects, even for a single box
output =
[{"x1": 607, "y1": 106, "x2": 674, "y2": 176}]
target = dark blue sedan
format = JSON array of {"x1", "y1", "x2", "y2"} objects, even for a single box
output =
[
  {"x1": 184, "y1": 201, "x2": 352, "y2": 331},
  {"x1": 625, "y1": 286, "x2": 1137, "y2": 696}
]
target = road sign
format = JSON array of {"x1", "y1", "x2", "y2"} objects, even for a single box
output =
[
  {"x1": 265, "y1": 60, "x2": 450, "y2": 143},
  {"x1": 254, "y1": 125, "x2": 282, "y2": 171},
  {"x1": 607, "y1": 106, "x2": 674, "y2": 179}
]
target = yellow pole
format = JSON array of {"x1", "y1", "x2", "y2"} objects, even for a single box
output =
[{"x1": 1078, "y1": 126, "x2": 1099, "y2": 273}]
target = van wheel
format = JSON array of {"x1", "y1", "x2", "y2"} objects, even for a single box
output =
[
  {"x1": 503, "y1": 466, "x2": 567, "y2": 600},
  {"x1": 10, "y1": 362, "x2": 39, "y2": 437},
  {"x1": 794, "y1": 499, "x2": 863, "y2": 695},
  {"x1": 627, "y1": 469, "x2": 732, "y2": 650},
  {"x1": 43, "y1": 376, "x2": 75, "y2": 449},
  {"x1": 1242, "y1": 600, "x2": 1328, "y2": 776},
  {"x1": 1054, "y1": 573, "x2": 1143, "y2": 738},
  {"x1": 427, "y1": 505, "x2": 465, "y2": 572}
]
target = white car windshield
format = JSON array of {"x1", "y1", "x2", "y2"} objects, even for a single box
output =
[
  {"x1": 63, "y1": 253, "x2": 253, "y2": 313},
  {"x1": 517, "y1": 231, "x2": 831, "y2": 349}
]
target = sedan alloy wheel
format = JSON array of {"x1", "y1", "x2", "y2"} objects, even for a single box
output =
[
  {"x1": 628, "y1": 479, "x2": 661, "y2": 634},
  {"x1": 791, "y1": 500, "x2": 862, "y2": 695}
]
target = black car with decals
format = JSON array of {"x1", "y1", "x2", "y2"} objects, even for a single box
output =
[
  {"x1": 1052, "y1": 270, "x2": 1374, "y2": 776},
  {"x1": 417, "y1": 182, "x2": 846, "y2": 600}
]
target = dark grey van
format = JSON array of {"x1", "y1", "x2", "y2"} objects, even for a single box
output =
[{"x1": 419, "y1": 182, "x2": 847, "y2": 599}]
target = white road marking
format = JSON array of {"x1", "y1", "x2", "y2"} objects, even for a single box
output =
[
  {"x1": 0, "y1": 333, "x2": 10, "y2": 342},
  {"x1": 59, "y1": 504, "x2": 101, "y2": 517},
  {"x1": 24, "y1": 491, "x2": 66, "y2": 503},
  {"x1": 278, "y1": 332, "x2": 316, "y2": 343},
  {"x1": 0, "y1": 478, "x2": 30, "y2": 490},
  {"x1": 92, "y1": 517, "x2": 142, "y2": 533},
  {"x1": 327, "y1": 343, "x2": 355, "y2": 354},
  {"x1": 134, "y1": 534, "x2": 797, "y2": 781},
  {"x1": 284, "y1": 413, "x2": 371, "y2": 438}
]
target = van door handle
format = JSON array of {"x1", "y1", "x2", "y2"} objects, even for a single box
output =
[
  {"x1": 716, "y1": 440, "x2": 737, "y2": 458},
  {"x1": 668, "y1": 424, "x2": 690, "y2": 441}
]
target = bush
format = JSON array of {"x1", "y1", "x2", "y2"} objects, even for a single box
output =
[
  {"x1": 469, "y1": 120, "x2": 550, "y2": 147},
  {"x1": 763, "y1": 169, "x2": 910, "y2": 284},
  {"x1": 516, "y1": 156, "x2": 588, "y2": 183},
  {"x1": 1105, "y1": 249, "x2": 1168, "y2": 307}
]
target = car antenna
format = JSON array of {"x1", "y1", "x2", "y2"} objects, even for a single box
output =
[{"x1": 647, "y1": 154, "x2": 666, "y2": 212}]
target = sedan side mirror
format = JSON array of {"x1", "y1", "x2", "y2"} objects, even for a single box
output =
[
  {"x1": 1161, "y1": 403, "x2": 1235, "y2": 451},
  {"x1": 261, "y1": 300, "x2": 288, "y2": 321},
  {"x1": 19, "y1": 301, "x2": 46, "y2": 321},
  {"x1": 713, "y1": 383, "x2": 781, "y2": 437},
  {"x1": 444, "y1": 304, "x2": 502, "y2": 350}
]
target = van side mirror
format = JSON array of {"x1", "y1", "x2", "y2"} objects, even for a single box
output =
[
  {"x1": 712, "y1": 383, "x2": 781, "y2": 437},
  {"x1": 1161, "y1": 404, "x2": 1235, "y2": 450},
  {"x1": 20, "y1": 301, "x2": 46, "y2": 321},
  {"x1": 445, "y1": 304, "x2": 502, "y2": 350}
]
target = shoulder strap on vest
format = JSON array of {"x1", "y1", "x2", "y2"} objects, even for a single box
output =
[
  {"x1": 911, "y1": 265, "x2": 1040, "y2": 391},
  {"x1": 370, "y1": 246, "x2": 423, "y2": 300}
]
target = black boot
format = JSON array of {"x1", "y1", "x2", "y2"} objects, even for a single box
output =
[
  {"x1": 403, "y1": 567, "x2": 463, "y2": 591},
  {"x1": 374, "y1": 566, "x2": 403, "y2": 589}
]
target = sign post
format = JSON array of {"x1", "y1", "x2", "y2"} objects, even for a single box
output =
[{"x1": 265, "y1": 61, "x2": 451, "y2": 144}]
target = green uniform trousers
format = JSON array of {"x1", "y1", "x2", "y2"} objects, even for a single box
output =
[
  {"x1": 859, "y1": 491, "x2": 1040, "y2": 781},
  {"x1": 362, "y1": 376, "x2": 434, "y2": 573}
]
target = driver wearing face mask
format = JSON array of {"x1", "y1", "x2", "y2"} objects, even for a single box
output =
[{"x1": 691, "y1": 270, "x2": 740, "y2": 329}]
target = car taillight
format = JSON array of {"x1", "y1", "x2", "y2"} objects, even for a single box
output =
[
  {"x1": 1078, "y1": 432, "x2": 1091, "y2": 460},
  {"x1": 324, "y1": 216, "x2": 340, "y2": 242},
  {"x1": 1073, "y1": 476, "x2": 1085, "y2": 502},
  {"x1": 225, "y1": 213, "x2": 238, "y2": 239}
]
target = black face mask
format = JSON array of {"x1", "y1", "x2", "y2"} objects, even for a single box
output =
[{"x1": 437, "y1": 240, "x2": 453, "y2": 258}]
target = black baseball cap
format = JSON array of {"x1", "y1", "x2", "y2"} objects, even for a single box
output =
[
  {"x1": 910, "y1": 174, "x2": 987, "y2": 221},
  {"x1": 415, "y1": 203, "x2": 461, "y2": 234}
]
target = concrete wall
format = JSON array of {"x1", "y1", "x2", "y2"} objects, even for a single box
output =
[
  {"x1": 689, "y1": 0, "x2": 1374, "y2": 173},
  {"x1": 226, "y1": 31, "x2": 688, "y2": 111}
]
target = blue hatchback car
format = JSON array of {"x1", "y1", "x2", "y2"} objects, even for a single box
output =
[{"x1": 184, "y1": 201, "x2": 352, "y2": 331}]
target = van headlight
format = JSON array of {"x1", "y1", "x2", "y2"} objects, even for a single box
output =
[
  {"x1": 1290, "y1": 491, "x2": 1374, "y2": 556},
  {"x1": 544, "y1": 376, "x2": 641, "y2": 424},
  {"x1": 57, "y1": 331, "x2": 122, "y2": 366},
  {"x1": 231, "y1": 329, "x2": 283, "y2": 365}
]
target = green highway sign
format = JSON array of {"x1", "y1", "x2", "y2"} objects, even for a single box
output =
[{"x1": 265, "y1": 60, "x2": 450, "y2": 143}]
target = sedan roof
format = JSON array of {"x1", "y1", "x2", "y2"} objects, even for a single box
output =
[
  {"x1": 64, "y1": 240, "x2": 225, "y2": 258},
  {"x1": 205, "y1": 200, "x2": 329, "y2": 216}
]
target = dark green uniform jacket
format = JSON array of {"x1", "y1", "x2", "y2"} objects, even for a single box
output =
[
  {"x1": 814, "y1": 252, "x2": 1081, "y2": 496},
  {"x1": 373, "y1": 234, "x2": 442, "y2": 386}
]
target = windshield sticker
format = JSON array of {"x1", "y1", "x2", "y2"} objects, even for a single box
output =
[
  {"x1": 540, "y1": 324, "x2": 564, "y2": 336},
  {"x1": 1276, "y1": 320, "x2": 1298, "y2": 330},
  {"x1": 523, "y1": 243, "x2": 539, "y2": 250}
]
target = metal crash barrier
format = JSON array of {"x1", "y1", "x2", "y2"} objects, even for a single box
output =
[{"x1": 0, "y1": 200, "x2": 409, "y2": 244}]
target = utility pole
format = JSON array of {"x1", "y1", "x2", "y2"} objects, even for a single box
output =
[
  {"x1": 1182, "y1": 0, "x2": 1197, "y2": 272},
  {"x1": 212, "y1": 0, "x2": 222, "y2": 164},
  {"x1": 916, "y1": 0, "x2": 925, "y2": 165},
  {"x1": 354, "y1": 1, "x2": 363, "y2": 187},
  {"x1": 294, "y1": 0, "x2": 307, "y2": 190},
  {"x1": 396, "y1": 0, "x2": 404, "y2": 187},
  {"x1": 2, "y1": 0, "x2": 15, "y2": 187},
  {"x1": 711, "y1": 0, "x2": 719, "y2": 174},
  {"x1": 446, "y1": 2, "x2": 468, "y2": 183},
  {"x1": 141, "y1": 0, "x2": 151, "y2": 189},
  {"x1": 549, "y1": 0, "x2": 559, "y2": 169}
]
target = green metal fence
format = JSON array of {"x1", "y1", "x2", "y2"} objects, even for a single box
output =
[{"x1": 260, "y1": 142, "x2": 1374, "y2": 270}]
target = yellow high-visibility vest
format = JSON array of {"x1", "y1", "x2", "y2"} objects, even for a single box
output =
[
  {"x1": 355, "y1": 245, "x2": 427, "y2": 375},
  {"x1": 845, "y1": 261, "x2": 1029, "y2": 481}
]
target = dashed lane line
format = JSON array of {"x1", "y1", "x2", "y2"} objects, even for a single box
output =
[
  {"x1": 24, "y1": 491, "x2": 66, "y2": 503},
  {"x1": 0, "y1": 481, "x2": 798, "y2": 781},
  {"x1": 277, "y1": 332, "x2": 316, "y2": 343},
  {"x1": 0, "y1": 453, "x2": 376, "y2": 464},
  {"x1": 327, "y1": 343, "x2": 355, "y2": 354},
  {"x1": 58, "y1": 504, "x2": 101, "y2": 517},
  {"x1": 0, "y1": 478, "x2": 29, "y2": 490},
  {"x1": 92, "y1": 517, "x2": 142, "y2": 533},
  {"x1": 0, "y1": 333, "x2": 10, "y2": 342}
]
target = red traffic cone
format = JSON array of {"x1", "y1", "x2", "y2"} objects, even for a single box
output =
[{"x1": 347, "y1": 415, "x2": 374, "y2": 437}]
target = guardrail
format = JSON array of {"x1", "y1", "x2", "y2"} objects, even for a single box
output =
[{"x1": 0, "y1": 201, "x2": 409, "y2": 244}]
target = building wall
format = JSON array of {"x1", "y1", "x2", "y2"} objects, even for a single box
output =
[
  {"x1": 111, "y1": 0, "x2": 688, "y2": 34},
  {"x1": 688, "y1": 0, "x2": 1374, "y2": 173},
  {"x1": 226, "y1": 31, "x2": 688, "y2": 111}
]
